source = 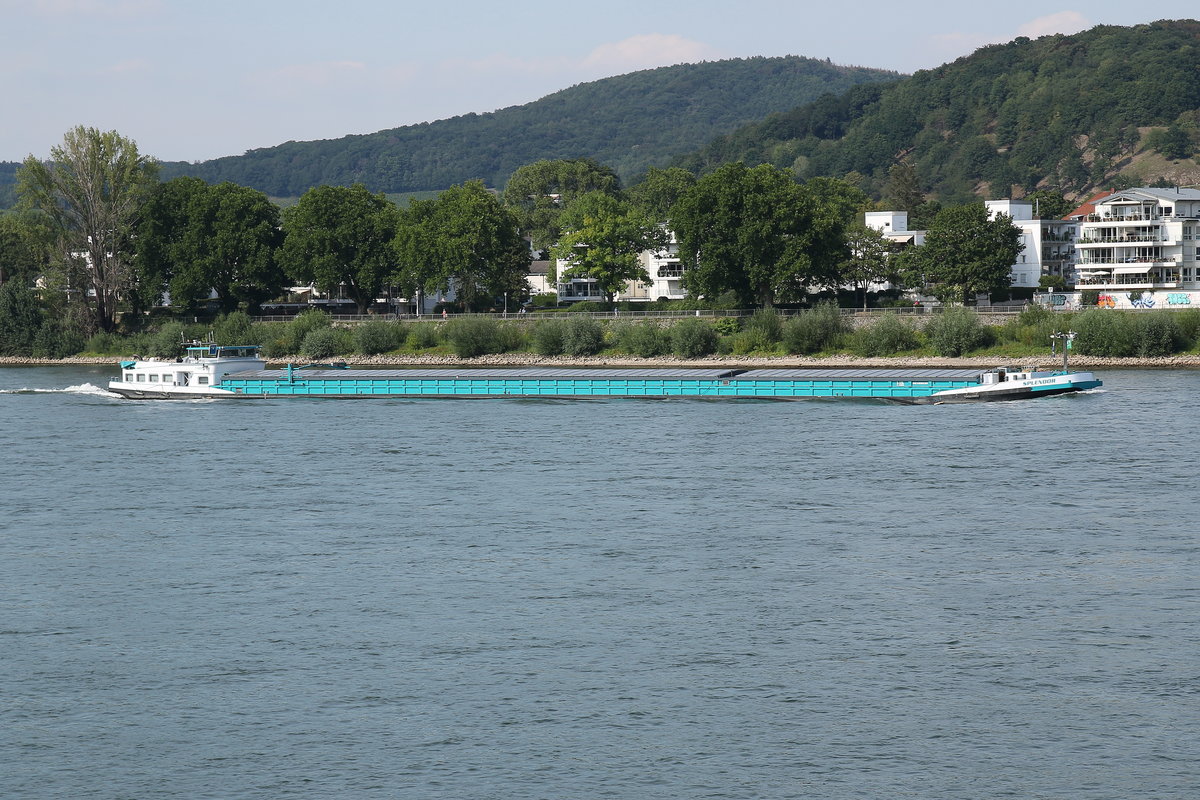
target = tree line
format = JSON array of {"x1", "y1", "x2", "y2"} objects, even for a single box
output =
[{"x1": 0, "y1": 126, "x2": 1027, "y2": 357}]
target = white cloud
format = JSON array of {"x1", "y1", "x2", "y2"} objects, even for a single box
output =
[
  {"x1": 582, "y1": 34, "x2": 724, "y2": 72},
  {"x1": 1018, "y1": 11, "x2": 1090, "y2": 39}
]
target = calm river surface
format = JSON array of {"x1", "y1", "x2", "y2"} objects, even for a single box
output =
[{"x1": 1, "y1": 365, "x2": 1197, "y2": 799}]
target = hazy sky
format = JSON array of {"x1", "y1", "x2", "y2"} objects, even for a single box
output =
[{"x1": 2, "y1": 0, "x2": 1169, "y2": 163}]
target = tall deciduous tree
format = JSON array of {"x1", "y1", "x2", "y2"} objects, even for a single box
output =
[
  {"x1": 0, "y1": 213, "x2": 54, "y2": 288},
  {"x1": 17, "y1": 126, "x2": 159, "y2": 332},
  {"x1": 671, "y1": 163, "x2": 839, "y2": 307},
  {"x1": 0, "y1": 280, "x2": 44, "y2": 356},
  {"x1": 502, "y1": 159, "x2": 622, "y2": 252},
  {"x1": 627, "y1": 167, "x2": 696, "y2": 221},
  {"x1": 550, "y1": 192, "x2": 666, "y2": 303},
  {"x1": 281, "y1": 184, "x2": 399, "y2": 313},
  {"x1": 898, "y1": 203, "x2": 1022, "y2": 304},
  {"x1": 395, "y1": 181, "x2": 529, "y2": 311},
  {"x1": 839, "y1": 223, "x2": 893, "y2": 309},
  {"x1": 139, "y1": 178, "x2": 284, "y2": 313}
]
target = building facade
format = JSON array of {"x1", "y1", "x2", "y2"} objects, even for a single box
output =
[
  {"x1": 553, "y1": 228, "x2": 689, "y2": 303},
  {"x1": 984, "y1": 200, "x2": 1077, "y2": 289},
  {"x1": 1072, "y1": 188, "x2": 1200, "y2": 308}
]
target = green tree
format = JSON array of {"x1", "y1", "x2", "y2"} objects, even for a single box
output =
[
  {"x1": 395, "y1": 181, "x2": 530, "y2": 311},
  {"x1": 139, "y1": 178, "x2": 284, "y2": 313},
  {"x1": 899, "y1": 203, "x2": 1022, "y2": 304},
  {"x1": 671, "y1": 162, "x2": 836, "y2": 307},
  {"x1": 839, "y1": 223, "x2": 893, "y2": 309},
  {"x1": 0, "y1": 280, "x2": 44, "y2": 355},
  {"x1": 550, "y1": 192, "x2": 666, "y2": 303},
  {"x1": 502, "y1": 159, "x2": 622, "y2": 251},
  {"x1": 17, "y1": 126, "x2": 159, "y2": 332},
  {"x1": 1146, "y1": 124, "x2": 1194, "y2": 160},
  {"x1": 281, "y1": 184, "x2": 400, "y2": 313},
  {"x1": 627, "y1": 167, "x2": 696, "y2": 221},
  {"x1": 1024, "y1": 190, "x2": 1072, "y2": 220},
  {"x1": 884, "y1": 161, "x2": 924, "y2": 211},
  {"x1": 0, "y1": 213, "x2": 54, "y2": 287}
]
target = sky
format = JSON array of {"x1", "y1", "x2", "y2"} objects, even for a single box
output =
[{"x1": 1, "y1": 0, "x2": 1174, "y2": 164}]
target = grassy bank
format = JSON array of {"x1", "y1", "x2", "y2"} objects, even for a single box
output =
[{"x1": 9, "y1": 306, "x2": 1200, "y2": 365}]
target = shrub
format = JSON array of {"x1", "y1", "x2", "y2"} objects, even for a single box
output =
[
  {"x1": 445, "y1": 316, "x2": 503, "y2": 358},
  {"x1": 1074, "y1": 309, "x2": 1136, "y2": 356},
  {"x1": 146, "y1": 321, "x2": 187, "y2": 358},
  {"x1": 782, "y1": 303, "x2": 846, "y2": 354},
  {"x1": 213, "y1": 311, "x2": 255, "y2": 345},
  {"x1": 300, "y1": 328, "x2": 341, "y2": 360},
  {"x1": 530, "y1": 292, "x2": 559, "y2": 308},
  {"x1": 531, "y1": 319, "x2": 567, "y2": 355},
  {"x1": 924, "y1": 307, "x2": 992, "y2": 357},
  {"x1": 1174, "y1": 309, "x2": 1200, "y2": 348},
  {"x1": 84, "y1": 331, "x2": 126, "y2": 355},
  {"x1": 355, "y1": 319, "x2": 402, "y2": 355},
  {"x1": 711, "y1": 317, "x2": 740, "y2": 336},
  {"x1": 731, "y1": 329, "x2": 776, "y2": 354},
  {"x1": 853, "y1": 313, "x2": 921, "y2": 356},
  {"x1": 495, "y1": 322, "x2": 527, "y2": 353},
  {"x1": 1133, "y1": 312, "x2": 1182, "y2": 357},
  {"x1": 562, "y1": 317, "x2": 604, "y2": 356},
  {"x1": 404, "y1": 322, "x2": 441, "y2": 350},
  {"x1": 671, "y1": 318, "x2": 718, "y2": 358},
  {"x1": 32, "y1": 320, "x2": 85, "y2": 358},
  {"x1": 567, "y1": 300, "x2": 611, "y2": 313},
  {"x1": 263, "y1": 309, "x2": 333, "y2": 356},
  {"x1": 618, "y1": 321, "x2": 671, "y2": 357},
  {"x1": 745, "y1": 309, "x2": 783, "y2": 343}
]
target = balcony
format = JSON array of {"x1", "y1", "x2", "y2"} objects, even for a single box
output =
[{"x1": 1077, "y1": 232, "x2": 1165, "y2": 244}]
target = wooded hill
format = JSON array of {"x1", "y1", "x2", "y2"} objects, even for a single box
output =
[
  {"x1": 148, "y1": 57, "x2": 899, "y2": 197},
  {"x1": 676, "y1": 20, "x2": 1200, "y2": 201}
]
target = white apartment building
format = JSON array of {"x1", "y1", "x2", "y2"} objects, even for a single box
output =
[
  {"x1": 1072, "y1": 188, "x2": 1200, "y2": 308},
  {"x1": 864, "y1": 211, "x2": 925, "y2": 247},
  {"x1": 554, "y1": 228, "x2": 688, "y2": 303},
  {"x1": 985, "y1": 200, "x2": 1077, "y2": 288}
]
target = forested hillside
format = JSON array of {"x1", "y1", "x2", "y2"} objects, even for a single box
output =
[
  {"x1": 676, "y1": 20, "x2": 1200, "y2": 201},
  {"x1": 153, "y1": 57, "x2": 898, "y2": 196}
]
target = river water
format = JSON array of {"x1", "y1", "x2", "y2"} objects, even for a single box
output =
[{"x1": 1, "y1": 365, "x2": 1196, "y2": 799}]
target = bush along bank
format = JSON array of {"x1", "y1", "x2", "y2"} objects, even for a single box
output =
[{"x1": 11, "y1": 307, "x2": 1200, "y2": 362}]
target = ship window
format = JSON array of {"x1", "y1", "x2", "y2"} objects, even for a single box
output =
[
  {"x1": 148, "y1": 374, "x2": 159, "y2": 382},
  {"x1": 124, "y1": 373, "x2": 133, "y2": 381},
  {"x1": 162, "y1": 374, "x2": 173, "y2": 385},
  {"x1": 136, "y1": 374, "x2": 146, "y2": 382},
  {"x1": 197, "y1": 376, "x2": 209, "y2": 385}
]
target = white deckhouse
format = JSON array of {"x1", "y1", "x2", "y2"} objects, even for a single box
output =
[{"x1": 1073, "y1": 188, "x2": 1200, "y2": 308}]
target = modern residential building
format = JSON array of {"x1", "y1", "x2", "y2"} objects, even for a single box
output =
[
  {"x1": 984, "y1": 200, "x2": 1077, "y2": 288},
  {"x1": 553, "y1": 228, "x2": 688, "y2": 303},
  {"x1": 863, "y1": 211, "x2": 925, "y2": 248},
  {"x1": 1071, "y1": 188, "x2": 1200, "y2": 308}
]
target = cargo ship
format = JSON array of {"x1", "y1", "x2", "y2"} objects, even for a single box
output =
[{"x1": 107, "y1": 344, "x2": 1102, "y2": 403}]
